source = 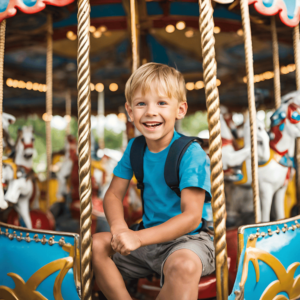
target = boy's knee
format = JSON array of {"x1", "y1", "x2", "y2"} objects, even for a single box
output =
[
  {"x1": 92, "y1": 232, "x2": 113, "y2": 258},
  {"x1": 164, "y1": 257, "x2": 200, "y2": 284}
]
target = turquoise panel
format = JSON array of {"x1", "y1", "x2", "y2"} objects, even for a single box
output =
[
  {"x1": 262, "y1": 0, "x2": 296, "y2": 20},
  {"x1": 229, "y1": 216, "x2": 300, "y2": 300},
  {"x1": 0, "y1": 223, "x2": 80, "y2": 300},
  {"x1": 0, "y1": 0, "x2": 9, "y2": 13}
]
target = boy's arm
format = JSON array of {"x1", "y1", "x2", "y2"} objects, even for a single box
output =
[
  {"x1": 111, "y1": 187, "x2": 205, "y2": 255},
  {"x1": 103, "y1": 175, "x2": 131, "y2": 234},
  {"x1": 136, "y1": 187, "x2": 205, "y2": 245}
]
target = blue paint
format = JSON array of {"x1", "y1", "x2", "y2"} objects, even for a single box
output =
[
  {"x1": 262, "y1": 0, "x2": 274, "y2": 8},
  {"x1": 53, "y1": 4, "x2": 126, "y2": 28},
  {"x1": 23, "y1": 0, "x2": 37, "y2": 8},
  {"x1": 229, "y1": 217, "x2": 300, "y2": 299},
  {"x1": 0, "y1": 0, "x2": 9, "y2": 13},
  {"x1": 0, "y1": 225, "x2": 80, "y2": 299},
  {"x1": 146, "y1": 2, "x2": 163, "y2": 16},
  {"x1": 279, "y1": 123, "x2": 285, "y2": 131},
  {"x1": 292, "y1": 111, "x2": 300, "y2": 121}
]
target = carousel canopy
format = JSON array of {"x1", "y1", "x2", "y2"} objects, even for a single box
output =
[{"x1": 2, "y1": 0, "x2": 299, "y2": 116}]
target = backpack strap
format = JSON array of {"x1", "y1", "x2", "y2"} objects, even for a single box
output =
[
  {"x1": 130, "y1": 136, "x2": 147, "y2": 209},
  {"x1": 164, "y1": 136, "x2": 203, "y2": 198}
]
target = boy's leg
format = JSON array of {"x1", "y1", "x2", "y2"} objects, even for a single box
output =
[
  {"x1": 157, "y1": 249, "x2": 202, "y2": 300},
  {"x1": 92, "y1": 232, "x2": 132, "y2": 300}
]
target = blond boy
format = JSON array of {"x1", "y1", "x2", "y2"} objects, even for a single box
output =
[{"x1": 92, "y1": 63, "x2": 214, "y2": 300}]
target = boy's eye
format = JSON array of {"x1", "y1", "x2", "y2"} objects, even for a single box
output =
[
  {"x1": 136, "y1": 102, "x2": 145, "y2": 106},
  {"x1": 158, "y1": 101, "x2": 167, "y2": 105}
]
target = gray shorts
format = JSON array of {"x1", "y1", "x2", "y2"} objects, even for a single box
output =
[{"x1": 112, "y1": 231, "x2": 215, "y2": 286}]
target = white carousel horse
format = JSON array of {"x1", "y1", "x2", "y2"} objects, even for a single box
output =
[
  {"x1": 14, "y1": 125, "x2": 35, "y2": 170},
  {"x1": 258, "y1": 91, "x2": 300, "y2": 222},
  {"x1": 55, "y1": 135, "x2": 77, "y2": 201},
  {"x1": 4, "y1": 168, "x2": 39, "y2": 229}
]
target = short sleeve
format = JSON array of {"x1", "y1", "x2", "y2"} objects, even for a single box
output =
[
  {"x1": 113, "y1": 138, "x2": 135, "y2": 180},
  {"x1": 179, "y1": 142, "x2": 211, "y2": 201}
]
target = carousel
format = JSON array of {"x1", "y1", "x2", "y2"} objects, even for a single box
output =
[{"x1": 0, "y1": 0, "x2": 300, "y2": 300}]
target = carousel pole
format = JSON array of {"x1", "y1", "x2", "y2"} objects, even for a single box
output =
[
  {"x1": 45, "y1": 14, "x2": 53, "y2": 211},
  {"x1": 240, "y1": 0, "x2": 261, "y2": 223},
  {"x1": 293, "y1": 25, "x2": 300, "y2": 212},
  {"x1": 130, "y1": 0, "x2": 139, "y2": 73},
  {"x1": 66, "y1": 89, "x2": 72, "y2": 135},
  {"x1": 198, "y1": 1, "x2": 228, "y2": 299},
  {"x1": 77, "y1": 0, "x2": 92, "y2": 299},
  {"x1": 0, "y1": 20, "x2": 6, "y2": 201},
  {"x1": 271, "y1": 16, "x2": 281, "y2": 109},
  {"x1": 97, "y1": 89, "x2": 105, "y2": 149}
]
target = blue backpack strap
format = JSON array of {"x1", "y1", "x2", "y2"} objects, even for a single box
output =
[
  {"x1": 164, "y1": 135, "x2": 204, "y2": 198},
  {"x1": 130, "y1": 136, "x2": 147, "y2": 209}
]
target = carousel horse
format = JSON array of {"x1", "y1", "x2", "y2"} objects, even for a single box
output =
[
  {"x1": 14, "y1": 125, "x2": 35, "y2": 170},
  {"x1": 258, "y1": 91, "x2": 300, "y2": 222}
]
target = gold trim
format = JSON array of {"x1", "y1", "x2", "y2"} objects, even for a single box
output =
[{"x1": 238, "y1": 215, "x2": 300, "y2": 235}]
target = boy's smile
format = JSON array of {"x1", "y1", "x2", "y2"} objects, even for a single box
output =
[{"x1": 125, "y1": 86, "x2": 187, "y2": 152}]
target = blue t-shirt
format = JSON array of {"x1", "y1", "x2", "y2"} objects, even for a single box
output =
[{"x1": 113, "y1": 131, "x2": 212, "y2": 235}]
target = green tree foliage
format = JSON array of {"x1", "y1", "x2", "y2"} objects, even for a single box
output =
[{"x1": 181, "y1": 111, "x2": 208, "y2": 136}]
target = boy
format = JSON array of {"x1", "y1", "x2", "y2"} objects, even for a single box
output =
[{"x1": 92, "y1": 63, "x2": 215, "y2": 300}]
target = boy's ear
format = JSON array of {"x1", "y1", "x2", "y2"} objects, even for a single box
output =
[
  {"x1": 176, "y1": 101, "x2": 188, "y2": 120},
  {"x1": 125, "y1": 102, "x2": 134, "y2": 122}
]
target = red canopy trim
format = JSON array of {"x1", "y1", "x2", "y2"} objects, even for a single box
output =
[
  {"x1": 0, "y1": 0, "x2": 75, "y2": 23},
  {"x1": 248, "y1": 0, "x2": 300, "y2": 27}
]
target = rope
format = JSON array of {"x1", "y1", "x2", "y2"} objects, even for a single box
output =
[
  {"x1": 45, "y1": 14, "x2": 53, "y2": 211},
  {"x1": 271, "y1": 16, "x2": 281, "y2": 109},
  {"x1": 0, "y1": 20, "x2": 6, "y2": 198},
  {"x1": 130, "y1": 0, "x2": 139, "y2": 72},
  {"x1": 293, "y1": 25, "x2": 300, "y2": 210},
  {"x1": 199, "y1": 1, "x2": 228, "y2": 298},
  {"x1": 240, "y1": 0, "x2": 261, "y2": 223},
  {"x1": 66, "y1": 89, "x2": 71, "y2": 135},
  {"x1": 77, "y1": 0, "x2": 92, "y2": 299}
]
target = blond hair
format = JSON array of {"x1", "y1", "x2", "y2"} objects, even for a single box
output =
[{"x1": 125, "y1": 63, "x2": 186, "y2": 105}]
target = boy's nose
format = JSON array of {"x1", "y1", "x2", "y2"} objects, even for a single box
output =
[{"x1": 145, "y1": 106, "x2": 158, "y2": 117}]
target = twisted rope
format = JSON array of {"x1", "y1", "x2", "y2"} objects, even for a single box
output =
[
  {"x1": 45, "y1": 14, "x2": 53, "y2": 211},
  {"x1": 77, "y1": 0, "x2": 92, "y2": 299},
  {"x1": 130, "y1": 0, "x2": 139, "y2": 72},
  {"x1": 271, "y1": 16, "x2": 281, "y2": 109},
  {"x1": 293, "y1": 26, "x2": 300, "y2": 210},
  {"x1": 0, "y1": 20, "x2": 6, "y2": 195},
  {"x1": 240, "y1": 0, "x2": 261, "y2": 224},
  {"x1": 199, "y1": 1, "x2": 228, "y2": 298}
]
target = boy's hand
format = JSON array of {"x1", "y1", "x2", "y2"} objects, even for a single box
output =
[{"x1": 111, "y1": 229, "x2": 142, "y2": 256}]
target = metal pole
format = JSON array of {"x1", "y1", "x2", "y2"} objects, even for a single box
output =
[
  {"x1": 97, "y1": 90, "x2": 105, "y2": 149},
  {"x1": 240, "y1": 0, "x2": 261, "y2": 223}
]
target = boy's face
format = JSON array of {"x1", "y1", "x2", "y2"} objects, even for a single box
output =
[{"x1": 125, "y1": 86, "x2": 187, "y2": 142}]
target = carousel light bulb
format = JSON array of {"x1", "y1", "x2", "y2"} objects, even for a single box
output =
[
  {"x1": 185, "y1": 82, "x2": 195, "y2": 91},
  {"x1": 237, "y1": 29, "x2": 243, "y2": 36},
  {"x1": 66, "y1": 31, "x2": 77, "y2": 41},
  {"x1": 216, "y1": 79, "x2": 221, "y2": 86},
  {"x1": 6, "y1": 78, "x2": 13, "y2": 87},
  {"x1": 243, "y1": 77, "x2": 247, "y2": 83},
  {"x1": 12, "y1": 80, "x2": 18, "y2": 88},
  {"x1": 33, "y1": 82, "x2": 39, "y2": 91},
  {"x1": 93, "y1": 31, "x2": 102, "y2": 38},
  {"x1": 90, "y1": 83, "x2": 95, "y2": 91},
  {"x1": 213, "y1": 26, "x2": 221, "y2": 34},
  {"x1": 95, "y1": 83, "x2": 104, "y2": 92},
  {"x1": 165, "y1": 25, "x2": 175, "y2": 33},
  {"x1": 185, "y1": 29, "x2": 194, "y2": 38},
  {"x1": 18, "y1": 80, "x2": 26, "y2": 89},
  {"x1": 90, "y1": 26, "x2": 96, "y2": 33},
  {"x1": 98, "y1": 26, "x2": 107, "y2": 32},
  {"x1": 43, "y1": 85, "x2": 47, "y2": 92},
  {"x1": 195, "y1": 80, "x2": 204, "y2": 90},
  {"x1": 109, "y1": 83, "x2": 118, "y2": 92},
  {"x1": 118, "y1": 112, "x2": 127, "y2": 122},
  {"x1": 26, "y1": 81, "x2": 33, "y2": 90},
  {"x1": 176, "y1": 21, "x2": 186, "y2": 30}
]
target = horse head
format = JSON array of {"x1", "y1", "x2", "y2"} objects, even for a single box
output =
[
  {"x1": 15, "y1": 126, "x2": 35, "y2": 168},
  {"x1": 270, "y1": 91, "x2": 300, "y2": 156}
]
